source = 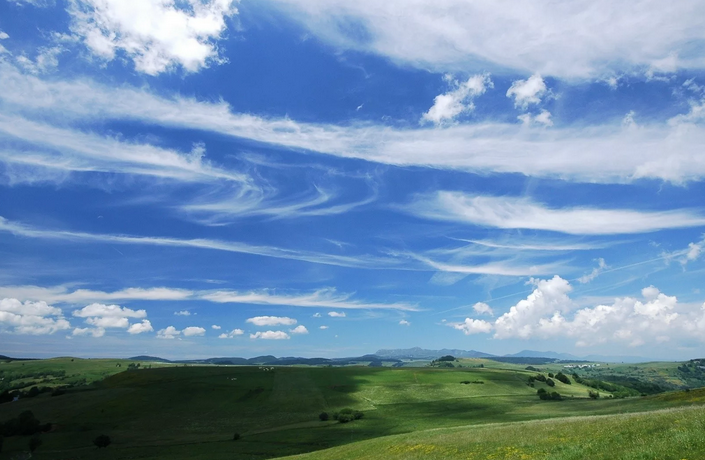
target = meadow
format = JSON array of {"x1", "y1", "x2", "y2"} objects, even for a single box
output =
[{"x1": 0, "y1": 358, "x2": 704, "y2": 459}]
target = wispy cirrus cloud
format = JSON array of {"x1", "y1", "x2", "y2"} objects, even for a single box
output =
[{"x1": 404, "y1": 192, "x2": 705, "y2": 235}]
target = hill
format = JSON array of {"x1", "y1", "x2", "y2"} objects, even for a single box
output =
[{"x1": 375, "y1": 347, "x2": 495, "y2": 359}]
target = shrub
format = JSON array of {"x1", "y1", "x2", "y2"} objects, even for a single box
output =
[
  {"x1": 353, "y1": 411, "x2": 364, "y2": 420},
  {"x1": 548, "y1": 372, "x2": 555, "y2": 378},
  {"x1": 93, "y1": 434, "x2": 111, "y2": 449},
  {"x1": 437, "y1": 355, "x2": 456, "y2": 362},
  {"x1": 550, "y1": 392, "x2": 562, "y2": 401},
  {"x1": 534, "y1": 374, "x2": 547, "y2": 383},
  {"x1": 337, "y1": 413, "x2": 353, "y2": 423},
  {"x1": 232, "y1": 433, "x2": 241, "y2": 441},
  {"x1": 319, "y1": 412, "x2": 329, "y2": 421},
  {"x1": 588, "y1": 390, "x2": 600, "y2": 399},
  {"x1": 555, "y1": 372, "x2": 571, "y2": 384},
  {"x1": 546, "y1": 378, "x2": 555, "y2": 387}
]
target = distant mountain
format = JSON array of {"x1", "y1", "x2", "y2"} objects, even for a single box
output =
[
  {"x1": 375, "y1": 347, "x2": 495, "y2": 359},
  {"x1": 502, "y1": 350, "x2": 648, "y2": 363},
  {"x1": 128, "y1": 354, "x2": 400, "y2": 366},
  {"x1": 129, "y1": 355, "x2": 172, "y2": 363}
]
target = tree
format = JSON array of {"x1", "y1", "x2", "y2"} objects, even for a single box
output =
[
  {"x1": 93, "y1": 434, "x2": 111, "y2": 449},
  {"x1": 319, "y1": 412, "x2": 329, "y2": 421},
  {"x1": 546, "y1": 378, "x2": 555, "y2": 387},
  {"x1": 28, "y1": 436, "x2": 42, "y2": 453},
  {"x1": 548, "y1": 372, "x2": 555, "y2": 378},
  {"x1": 437, "y1": 355, "x2": 456, "y2": 362},
  {"x1": 588, "y1": 390, "x2": 600, "y2": 399},
  {"x1": 555, "y1": 372, "x2": 571, "y2": 384},
  {"x1": 232, "y1": 433, "x2": 241, "y2": 441}
]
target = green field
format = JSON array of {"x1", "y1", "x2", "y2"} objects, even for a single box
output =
[{"x1": 1, "y1": 359, "x2": 704, "y2": 459}]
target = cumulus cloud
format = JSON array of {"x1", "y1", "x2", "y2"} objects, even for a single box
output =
[
  {"x1": 127, "y1": 320, "x2": 153, "y2": 335},
  {"x1": 451, "y1": 276, "x2": 705, "y2": 348},
  {"x1": 405, "y1": 192, "x2": 705, "y2": 235},
  {"x1": 422, "y1": 74, "x2": 492, "y2": 124},
  {"x1": 472, "y1": 302, "x2": 494, "y2": 316},
  {"x1": 328, "y1": 311, "x2": 346, "y2": 317},
  {"x1": 290, "y1": 325, "x2": 309, "y2": 334},
  {"x1": 67, "y1": 0, "x2": 239, "y2": 75},
  {"x1": 578, "y1": 258, "x2": 607, "y2": 284},
  {"x1": 72, "y1": 326, "x2": 105, "y2": 337},
  {"x1": 182, "y1": 326, "x2": 206, "y2": 337},
  {"x1": 399, "y1": 319, "x2": 411, "y2": 326},
  {"x1": 174, "y1": 310, "x2": 191, "y2": 316},
  {"x1": 448, "y1": 318, "x2": 493, "y2": 335},
  {"x1": 507, "y1": 74, "x2": 548, "y2": 108},
  {"x1": 246, "y1": 316, "x2": 297, "y2": 327},
  {"x1": 212, "y1": 324, "x2": 222, "y2": 330},
  {"x1": 0, "y1": 32, "x2": 9, "y2": 40},
  {"x1": 518, "y1": 110, "x2": 553, "y2": 127},
  {"x1": 312, "y1": 312, "x2": 322, "y2": 318},
  {"x1": 319, "y1": 325, "x2": 329, "y2": 330},
  {"x1": 250, "y1": 330, "x2": 290, "y2": 340},
  {"x1": 157, "y1": 325, "x2": 180, "y2": 339},
  {"x1": 0, "y1": 298, "x2": 71, "y2": 335},
  {"x1": 218, "y1": 328, "x2": 244, "y2": 338},
  {"x1": 662, "y1": 235, "x2": 705, "y2": 266}
]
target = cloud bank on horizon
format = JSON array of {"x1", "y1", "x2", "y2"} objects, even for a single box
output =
[{"x1": 1, "y1": 0, "x2": 705, "y2": 360}]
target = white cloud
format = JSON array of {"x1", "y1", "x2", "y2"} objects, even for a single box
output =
[
  {"x1": 127, "y1": 320, "x2": 153, "y2": 335},
  {"x1": 448, "y1": 318, "x2": 493, "y2": 335},
  {"x1": 7, "y1": 63, "x2": 705, "y2": 183},
  {"x1": 319, "y1": 325, "x2": 329, "y2": 330},
  {"x1": 422, "y1": 74, "x2": 492, "y2": 124},
  {"x1": 328, "y1": 311, "x2": 346, "y2": 318},
  {"x1": 578, "y1": 258, "x2": 608, "y2": 284},
  {"x1": 312, "y1": 312, "x2": 322, "y2": 318},
  {"x1": 662, "y1": 235, "x2": 705, "y2": 266},
  {"x1": 15, "y1": 46, "x2": 63, "y2": 74},
  {"x1": 472, "y1": 302, "x2": 494, "y2": 316},
  {"x1": 174, "y1": 310, "x2": 191, "y2": 316},
  {"x1": 0, "y1": 298, "x2": 71, "y2": 335},
  {"x1": 219, "y1": 328, "x2": 244, "y2": 338},
  {"x1": 73, "y1": 303, "x2": 147, "y2": 319},
  {"x1": 246, "y1": 316, "x2": 297, "y2": 327},
  {"x1": 399, "y1": 319, "x2": 411, "y2": 326},
  {"x1": 0, "y1": 285, "x2": 194, "y2": 304},
  {"x1": 212, "y1": 324, "x2": 222, "y2": 330},
  {"x1": 250, "y1": 330, "x2": 290, "y2": 340},
  {"x1": 0, "y1": 32, "x2": 9, "y2": 40},
  {"x1": 507, "y1": 74, "x2": 547, "y2": 108},
  {"x1": 182, "y1": 326, "x2": 206, "y2": 337},
  {"x1": 518, "y1": 110, "x2": 553, "y2": 127},
  {"x1": 267, "y1": 1, "x2": 705, "y2": 79},
  {"x1": 202, "y1": 288, "x2": 417, "y2": 310},
  {"x1": 157, "y1": 326, "x2": 181, "y2": 339},
  {"x1": 405, "y1": 192, "x2": 705, "y2": 235},
  {"x1": 67, "y1": 0, "x2": 239, "y2": 75},
  {"x1": 72, "y1": 326, "x2": 105, "y2": 337},
  {"x1": 85, "y1": 316, "x2": 129, "y2": 328},
  {"x1": 290, "y1": 325, "x2": 309, "y2": 334}
]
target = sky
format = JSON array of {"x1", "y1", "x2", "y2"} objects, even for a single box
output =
[{"x1": 1, "y1": 0, "x2": 705, "y2": 361}]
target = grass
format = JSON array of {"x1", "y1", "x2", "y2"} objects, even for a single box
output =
[{"x1": 0, "y1": 361, "x2": 703, "y2": 459}]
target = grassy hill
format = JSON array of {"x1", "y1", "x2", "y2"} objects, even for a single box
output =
[{"x1": 0, "y1": 360, "x2": 704, "y2": 459}]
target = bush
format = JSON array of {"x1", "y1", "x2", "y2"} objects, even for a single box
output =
[
  {"x1": 534, "y1": 374, "x2": 547, "y2": 383},
  {"x1": 588, "y1": 390, "x2": 600, "y2": 399},
  {"x1": 353, "y1": 411, "x2": 364, "y2": 420},
  {"x1": 28, "y1": 436, "x2": 42, "y2": 453},
  {"x1": 546, "y1": 378, "x2": 555, "y2": 387},
  {"x1": 319, "y1": 412, "x2": 329, "y2": 421},
  {"x1": 537, "y1": 388, "x2": 562, "y2": 401},
  {"x1": 232, "y1": 433, "x2": 241, "y2": 441},
  {"x1": 437, "y1": 355, "x2": 456, "y2": 362},
  {"x1": 93, "y1": 434, "x2": 111, "y2": 448},
  {"x1": 337, "y1": 413, "x2": 353, "y2": 423},
  {"x1": 555, "y1": 372, "x2": 571, "y2": 384},
  {"x1": 548, "y1": 372, "x2": 555, "y2": 378}
]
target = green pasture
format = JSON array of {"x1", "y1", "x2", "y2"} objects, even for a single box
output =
[{"x1": 0, "y1": 361, "x2": 704, "y2": 459}]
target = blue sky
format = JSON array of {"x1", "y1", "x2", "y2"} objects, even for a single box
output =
[{"x1": 1, "y1": 0, "x2": 705, "y2": 360}]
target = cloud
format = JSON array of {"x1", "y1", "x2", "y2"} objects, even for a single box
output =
[
  {"x1": 127, "y1": 320, "x2": 153, "y2": 335},
  {"x1": 212, "y1": 324, "x2": 222, "y2": 330},
  {"x1": 267, "y1": 1, "x2": 705, "y2": 79},
  {"x1": 250, "y1": 330, "x2": 290, "y2": 340},
  {"x1": 518, "y1": 110, "x2": 553, "y2": 127},
  {"x1": 507, "y1": 74, "x2": 548, "y2": 108},
  {"x1": 422, "y1": 74, "x2": 492, "y2": 124},
  {"x1": 290, "y1": 325, "x2": 309, "y2": 334},
  {"x1": 472, "y1": 302, "x2": 494, "y2": 316},
  {"x1": 328, "y1": 311, "x2": 346, "y2": 317},
  {"x1": 0, "y1": 298, "x2": 71, "y2": 335},
  {"x1": 218, "y1": 328, "x2": 244, "y2": 338},
  {"x1": 452, "y1": 276, "x2": 705, "y2": 347},
  {"x1": 0, "y1": 216, "x2": 402, "y2": 271},
  {"x1": 182, "y1": 326, "x2": 206, "y2": 337},
  {"x1": 157, "y1": 326, "x2": 181, "y2": 339},
  {"x1": 72, "y1": 303, "x2": 147, "y2": 319},
  {"x1": 405, "y1": 192, "x2": 705, "y2": 235},
  {"x1": 174, "y1": 310, "x2": 191, "y2": 316},
  {"x1": 319, "y1": 325, "x2": 328, "y2": 329},
  {"x1": 0, "y1": 32, "x2": 9, "y2": 40},
  {"x1": 202, "y1": 288, "x2": 418, "y2": 311},
  {"x1": 7, "y1": 63, "x2": 705, "y2": 183},
  {"x1": 578, "y1": 258, "x2": 608, "y2": 284},
  {"x1": 399, "y1": 319, "x2": 410, "y2": 326},
  {"x1": 662, "y1": 235, "x2": 705, "y2": 266},
  {"x1": 72, "y1": 326, "x2": 105, "y2": 337},
  {"x1": 72, "y1": 303, "x2": 148, "y2": 334},
  {"x1": 67, "y1": 0, "x2": 238, "y2": 75},
  {"x1": 246, "y1": 316, "x2": 297, "y2": 327},
  {"x1": 312, "y1": 312, "x2": 322, "y2": 318},
  {"x1": 448, "y1": 318, "x2": 493, "y2": 335},
  {"x1": 0, "y1": 285, "x2": 194, "y2": 304}
]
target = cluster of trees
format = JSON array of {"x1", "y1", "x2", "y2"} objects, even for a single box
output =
[
  {"x1": 571, "y1": 373, "x2": 660, "y2": 398},
  {"x1": 319, "y1": 408, "x2": 364, "y2": 423},
  {"x1": 537, "y1": 388, "x2": 562, "y2": 400},
  {"x1": 528, "y1": 372, "x2": 571, "y2": 388},
  {"x1": 460, "y1": 380, "x2": 484, "y2": 385},
  {"x1": 0, "y1": 411, "x2": 51, "y2": 437}
]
